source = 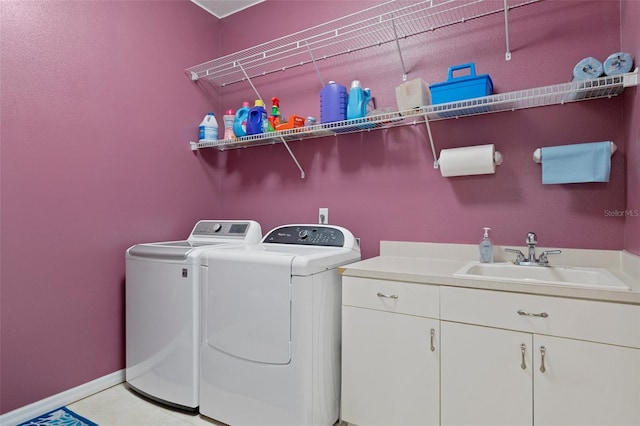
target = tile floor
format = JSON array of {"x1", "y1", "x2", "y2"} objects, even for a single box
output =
[{"x1": 67, "y1": 384, "x2": 226, "y2": 426}]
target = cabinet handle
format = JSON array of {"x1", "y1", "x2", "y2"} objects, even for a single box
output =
[
  {"x1": 520, "y1": 343, "x2": 527, "y2": 370},
  {"x1": 377, "y1": 292, "x2": 398, "y2": 299},
  {"x1": 539, "y1": 346, "x2": 547, "y2": 373},
  {"x1": 517, "y1": 309, "x2": 549, "y2": 318},
  {"x1": 430, "y1": 328, "x2": 436, "y2": 352}
]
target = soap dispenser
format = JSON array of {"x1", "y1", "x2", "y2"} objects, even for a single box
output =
[{"x1": 479, "y1": 227, "x2": 493, "y2": 263}]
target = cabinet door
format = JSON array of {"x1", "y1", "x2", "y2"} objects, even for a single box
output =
[
  {"x1": 341, "y1": 306, "x2": 439, "y2": 426},
  {"x1": 534, "y1": 335, "x2": 640, "y2": 426},
  {"x1": 441, "y1": 321, "x2": 533, "y2": 426}
]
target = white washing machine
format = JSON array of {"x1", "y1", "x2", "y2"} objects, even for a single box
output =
[
  {"x1": 199, "y1": 224, "x2": 361, "y2": 425},
  {"x1": 125, "y1": 220, "x2": 262, "y2": 411}
]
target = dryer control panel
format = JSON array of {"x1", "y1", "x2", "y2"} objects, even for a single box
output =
[
  {"x1": 264, "y1": 225, "x2": 345, "y2": 247},
  {"x1": 192, "y1": 221, "x2": 251, "y2": 237}
]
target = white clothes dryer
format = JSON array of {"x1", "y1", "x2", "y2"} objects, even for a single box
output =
[
  {"x1": 125, "y1": 220, "x2": 261, "y2": 411},
  {"x1": 199, "y1": 224, "x2": 361, "y2": 425}
]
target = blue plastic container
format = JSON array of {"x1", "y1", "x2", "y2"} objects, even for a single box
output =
[
  {"x1": 233, "y1": 102, "x2": 251, "y2": 137},
  {"x1": 347, "y1": 80, "x2": 366, "y2": 120},
  {"x1": 320, "y1": 81, "x2": 347, "y2": 124},
  {"x1": 429, "y1": 63, "x2": 493, "y2": 104},
  {"x1": 245, "y1": 100, "x2": 267, "y2": 135}
]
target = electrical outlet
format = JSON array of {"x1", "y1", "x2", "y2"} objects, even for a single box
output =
[{"x1": 319, "y1": 208, "x2": 329, "y2": 224}]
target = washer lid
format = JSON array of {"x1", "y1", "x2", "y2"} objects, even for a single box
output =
[
  {"x1": 202, "y1": 244, "x2": 361, "y2": 276},
  {"x1": 127, "y1": 241, "x2": 226, "y2": 260},
  {"x1": 126, "y1": 220, "x2": 262, "y2": 260}
]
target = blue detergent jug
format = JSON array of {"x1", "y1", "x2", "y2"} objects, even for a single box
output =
[
  {"x1": 347, "y1": 80, "x2": 367, "y2": 120},
  {"x1": 233, "y1": 101, "x2": 250, "y2": 137},
  {"x1": 245, "y1": 100, "x2": 267, "y2": 135}
]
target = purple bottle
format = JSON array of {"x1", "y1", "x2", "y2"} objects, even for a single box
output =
[{"x1": 320, "y1": 81, "x2": 347, "y2": 124}]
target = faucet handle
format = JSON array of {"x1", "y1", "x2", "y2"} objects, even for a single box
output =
[
  {"x1": 538, "y1": 250, "x2": 562, "y2": 264},
  {"x1": 505, "y1": 248, "x2": 526, "y2": 263},
  {"x1": 526, "y1": 232, "x2": 537, "y2": 245}
]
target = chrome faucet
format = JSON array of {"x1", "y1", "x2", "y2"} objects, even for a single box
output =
[
  {"x1": 526, "y1": 232, "x2": 537, "y2": 262},
  {"x1": 505, "y1": 232, "x2": 561, "y2": 266}
]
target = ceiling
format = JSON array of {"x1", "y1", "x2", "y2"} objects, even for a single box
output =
[{"x1": 190, "y1": 0, "x2": 265, "y2": 19}]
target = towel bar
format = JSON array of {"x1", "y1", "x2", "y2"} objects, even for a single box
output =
[{"x1": 533, "y1": 141, "x2": 617, "y2": 163}]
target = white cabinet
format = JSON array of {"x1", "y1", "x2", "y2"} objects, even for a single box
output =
[
  {"x1": 440, "y1": 286, "x2": 640, "y2": 426},
  {"x1": 440, "y1": 321, "x2": 533, "y2": 426},
  {"x1": 534, "y1": 335, "x2": 640, "y2": 426},
  {"x1": 341, "y1": 277, "x2": 440, "y2": 426},
  {"x1": 440, "y1": 321, "x2": 640, "y2": 426},
  {"x1": 341, "y1": 277, "x2": 640, "y2": 426},
  {"x1": 342, "y1": 306, "x2": 440, "y2": 426}
]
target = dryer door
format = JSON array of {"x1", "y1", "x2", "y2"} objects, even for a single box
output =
[{"x1": 204, "y1": 251, "x2": 292, "y2": 364}]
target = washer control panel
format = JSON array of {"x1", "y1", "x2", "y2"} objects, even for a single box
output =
[{"x1": 264, "y1": 225, "x2": 345, "y2": 247}]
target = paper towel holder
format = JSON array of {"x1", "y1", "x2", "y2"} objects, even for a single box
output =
[
  {"x1": 437, "y1": 145, "x2": 504, "y2": 177},
  {"x1": 494, "y1": 151, "x2": 504, "y2": 166},
  {"x1": 532, "y1": 141, "x2": 617, "y2": 163},
  {"x1": 435, "y1": 149, "x2": 503, "y2": 168}
]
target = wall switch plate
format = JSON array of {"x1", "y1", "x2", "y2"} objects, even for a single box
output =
[{"x1": 319, "y1": 208, "x2": 329, "y2": 224}]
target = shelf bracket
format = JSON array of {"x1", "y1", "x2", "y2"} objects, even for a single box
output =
[
  {"x1": 238, "y1": 61, "x2": 263, "y2": 101},
  {"x1": 239, "y1": 61, "x2": 304, "y2": 177},
  {"x1": 391, "y1": 15, "x2": 408, "y2": 81},
  {"x1": 423, "y1": 113, "x2": 438, "y2": 169},
  {"x1": 623, "y1": 68, "x2": 639, "y2": 87},
  {"x1": 304, "y1": 41, "x2": 325, "y2": 87},
  {"x1": 504, "y1": 0, "x2": 512, "y2": 61},
  {"x1": 279, "y1": 137, "x2": 306, "y2": 178}
]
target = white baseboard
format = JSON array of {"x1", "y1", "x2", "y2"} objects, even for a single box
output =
[{"x1": 0, "y1": 369, "x2": 125, "y2": 426}]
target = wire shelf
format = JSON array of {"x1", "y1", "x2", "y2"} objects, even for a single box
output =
[
  {"x1": 186, "y1": 0, "x2": 542, "y2": 87},
  {"x1": 190, "y1": 69, "x2": 638, "y2": 151}
]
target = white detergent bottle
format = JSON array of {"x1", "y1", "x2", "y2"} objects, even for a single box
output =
[
  {"x1": 479, "y1": 227, "x2": 493, "y2": 263},
  {"x1": 199, "y1": 112, "x2": 219, "y2": 142}
]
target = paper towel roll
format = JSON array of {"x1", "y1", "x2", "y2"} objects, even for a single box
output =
[
  {"x1": 439, "y1": 144, "x2": 497, "y2": 177},
  {"x1": 573, "y1": 57, "x2": 604, "y2": 80},
  {"x1": 603, "y1": 52, "x2": 634, "y2": 76}
]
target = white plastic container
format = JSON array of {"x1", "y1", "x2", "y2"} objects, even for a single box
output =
[
  {"x1": 199, "y1": 113, "x2": 219, "y2": 142},
  {"x1": 395, "y1": 78, "x2": 431, "y2": 114}
]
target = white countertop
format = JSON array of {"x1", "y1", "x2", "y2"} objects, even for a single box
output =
[{"x1": 340, "y1": 242, "x2": 640, "y2": 305}]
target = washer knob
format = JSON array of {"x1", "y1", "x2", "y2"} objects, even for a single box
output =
[
  {"x1": 212, "y1": 223, "x2": 222, "y2": 232},
  {"x1": 299, "y1": 230, "x2": 308, "y2": 239}
]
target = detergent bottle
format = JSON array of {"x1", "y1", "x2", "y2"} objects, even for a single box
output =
[
  {"x1": 246, "y1": 99, "x2": 267, "y2": 135},
  {"x1": 364, "y1": 88, "x2": 373, "y2": 115},
  {"x1": 198, "y1": 112, "x2": 218, "y2": 142},
  {"x1": 320, "y1": 81, "x2": 347, "y2": 124},
  {"x1": 347, "y1": 80, "x2": 366, "y2": 119},
  {"x1": 233, "y1": 102, "x2": 250, "y2": 137},
  {"x1": 268, "y1": 97, "x2": 281, "y2": 132},
  {"x1": 223, "y1": 109, "x2": 236, "y2": 140}
]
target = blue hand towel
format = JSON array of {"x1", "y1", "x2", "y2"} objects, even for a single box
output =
[{"x1": 541, "y1": 141, "x2": 611, "y2": 184}]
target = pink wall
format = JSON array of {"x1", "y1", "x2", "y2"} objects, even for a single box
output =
[
  {"x1": 1, "y1": 0, "x2": 637, "y2": 417},
  {"x1": 622, "y1": 0, "x2": 640, "y2": 255},
  {"x1": 0, "y1": 0, "x2": 220, "y2": 413},
  {"x1": 212, "y1": 0, "x2": 631, "y2": 259}
]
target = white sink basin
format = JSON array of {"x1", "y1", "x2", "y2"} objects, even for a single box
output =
[{"x1": 454, "y1": 261, "x2": 631, "y2": 291}]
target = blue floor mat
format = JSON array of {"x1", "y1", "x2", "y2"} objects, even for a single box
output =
[{"x1": 17, "y1": 406, "x2": 98, "y2": 426}]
